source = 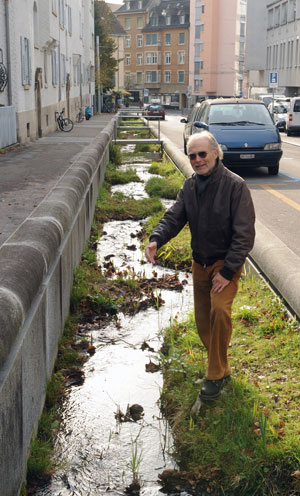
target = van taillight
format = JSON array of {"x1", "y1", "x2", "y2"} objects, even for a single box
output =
[{"x1": 289, "y1": 114, "x2": 293, "y2": 121}]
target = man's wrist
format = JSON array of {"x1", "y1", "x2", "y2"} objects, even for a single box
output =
[{"x1": 219, "y1": 267, "x2": 234, "y2": 281}]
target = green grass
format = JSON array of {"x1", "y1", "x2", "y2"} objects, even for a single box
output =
[
  {"x1": 160, "y1": 274, "x2": 300, "y2": 495},
  {"x1": 105, "y1": 161, "x2": 141, "y2": 185},
  {"x1": 145, "y1": 172, "x2": 184, "y2": 200},
  {"x1": 94, "y1": 186, "x2": 164, "y2": 224},
  {"x1": 109, "y1": 143, "x2": 122, "y2": 165},
  {"x1": 135, "y1": 143, "x2": 161, "y2": 152},
  {"x1": 149, "y1": 158, "x2": 178, "y2": 177}
]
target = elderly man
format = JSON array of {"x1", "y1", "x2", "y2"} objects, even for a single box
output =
[{"x1": 146, "y1": 131, "x2": 255, "y2": 400}]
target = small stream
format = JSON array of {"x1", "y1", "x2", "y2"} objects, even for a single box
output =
[{"x1": 35, "y1": 153, "x2": 196, "y2": 496}]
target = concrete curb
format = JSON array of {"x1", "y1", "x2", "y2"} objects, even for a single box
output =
[
  {"x1": 0, "y1": 115, "x2": 118, "y2": 496},
  {"x1": 151, "y1": 125, "x2": 300, "y2": 319}
]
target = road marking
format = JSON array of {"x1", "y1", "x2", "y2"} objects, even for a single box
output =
[{"x1": 259, "y1": 185, "x2": 300, "y2": 212}]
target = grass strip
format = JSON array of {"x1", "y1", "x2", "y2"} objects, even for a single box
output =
[{"x1": 160, "y1": 273, "x2": 300, "y2": 495}]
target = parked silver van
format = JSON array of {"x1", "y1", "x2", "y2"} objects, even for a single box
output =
[{"x1": 286, "y1": 97, "x2": 300, "y2": 136}]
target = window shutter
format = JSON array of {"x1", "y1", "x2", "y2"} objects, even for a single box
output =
[
  {"x1": 20, "y1": 36, "x2": 25, "y2": 85},
  {"x1": 28, "y1": 39, "x2": 32, "y2": 85}
]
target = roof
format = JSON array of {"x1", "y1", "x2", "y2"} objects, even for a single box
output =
[
  {"x1": 206, "y1": 98, "x2": 264, "y2": 105},
  {"x1": 115, "y1": 0, "x2": 152, "y2": 14},
  {"x1": 142, "y1": 0, "x2": 189, "y2": 31}
]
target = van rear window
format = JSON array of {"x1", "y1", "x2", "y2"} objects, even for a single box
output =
[{"x1": 293, "y1": 101, "x2": 300, "y2": 112}]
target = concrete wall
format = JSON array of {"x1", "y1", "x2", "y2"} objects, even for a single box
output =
[{"x1": 0, "y1": 117, "x2": 117, "y2": 496}]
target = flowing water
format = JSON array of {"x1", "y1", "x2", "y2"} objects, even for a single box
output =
[{"x1": 35, "y1": 155, "x2": 197, "y2": 496}]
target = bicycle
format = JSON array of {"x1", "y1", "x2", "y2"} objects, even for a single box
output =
[
  {"x1": 56, "y1": 108, "x2": 73, "y2": 132},
  {"x1": 76, "y1": 107, "x2": 85, "y2": 123}
]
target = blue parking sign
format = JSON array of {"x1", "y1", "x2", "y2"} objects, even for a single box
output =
[{"x1": 269, "y1": 72, "x2": 278, "y2": 87}]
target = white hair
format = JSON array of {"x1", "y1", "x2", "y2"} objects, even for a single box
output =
[{"x1": 187, "y1": 131, "x2": 224, "y2": 160}]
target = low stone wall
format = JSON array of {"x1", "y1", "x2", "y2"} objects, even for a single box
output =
[{"x1": 0, "y1": 118, "x2": 116, "y2": 496}]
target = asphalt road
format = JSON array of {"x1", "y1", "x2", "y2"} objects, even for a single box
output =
[{"x1": 160, "y1": 110, "x2": 300, "y2": 260}]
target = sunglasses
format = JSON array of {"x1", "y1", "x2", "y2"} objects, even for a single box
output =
[{"x1": 188, "y1": 151, "x2": 208, "y2": 160}]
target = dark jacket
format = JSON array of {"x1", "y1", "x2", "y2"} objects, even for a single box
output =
[{"x1": 149, "y1": 159, "x2": 255, "y2": 280}]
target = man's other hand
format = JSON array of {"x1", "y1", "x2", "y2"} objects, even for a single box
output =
[
  {"x1": 211, "y1": 272, "x2": 230, "y2": 294},
  {"x1": 145, "y1": 241, "x2": 157, "y2": 264}
]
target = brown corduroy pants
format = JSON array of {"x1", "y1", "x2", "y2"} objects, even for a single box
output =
[{"x1": 192, "y1": 260, "x2": 242, "y2": 380}]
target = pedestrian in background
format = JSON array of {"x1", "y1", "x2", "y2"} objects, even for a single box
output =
[{"x1": 145, "y1": 131, "x2": 255, "y2": 400}]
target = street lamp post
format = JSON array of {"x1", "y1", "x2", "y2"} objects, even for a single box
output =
[{"x1": 96, "y1": 36, "x2": 101, "y2": 114}]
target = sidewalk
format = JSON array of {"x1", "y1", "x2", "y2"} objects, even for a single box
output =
[{"x1": 0, "y1": 113, "x2": 115, "y2": 248}]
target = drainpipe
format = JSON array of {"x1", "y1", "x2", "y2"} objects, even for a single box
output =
[{"x1": 4, "y1": 0, "x2": 13, "y2": 106}]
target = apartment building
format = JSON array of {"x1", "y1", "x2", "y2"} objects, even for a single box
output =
[
  {"x1": 245, "y1": 0, "x2": 300, "y2": 97},
  {"x1": 188, "y1": 0, "x2": 247, "y2": 103},
  {"x1": 115, "y1": 0, "x2": 190, "y2": 109},
  {"x1": 0, "y1": 0, "x2": 95, "y2": 145},
  {"x1": 265, "y1": 0, "x2": 300, "y2": 96}
]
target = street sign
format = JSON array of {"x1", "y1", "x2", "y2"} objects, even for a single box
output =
[{"x1": 269, "y1": 72, "x2": 278, "y2": 88}]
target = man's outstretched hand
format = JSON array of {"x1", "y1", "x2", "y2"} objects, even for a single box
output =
[{"x1": 145, "y1": 241, "x2": 157, "y2": 264}]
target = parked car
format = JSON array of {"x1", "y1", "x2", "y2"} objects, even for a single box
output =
[
  {"x1": 180, "y1": 98, "x2": 283, "y2": 175},
  {"x1": 145, "y1": 104, "x2": 166, "y2": 120},
  {"x1": 286, "y1": 97, "x2": 300, "y2": 136},
  {"x1": 268, "y1": 102, "x2": 288, "y2": 132}
]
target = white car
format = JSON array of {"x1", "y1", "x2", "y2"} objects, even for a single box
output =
[{"x1": 268, "y1": 102, "x2": 288, "y2": 132}]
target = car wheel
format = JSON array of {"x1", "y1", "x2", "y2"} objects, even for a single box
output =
[{"x1": 268, "y1": 164, "x2": 279, "y2": 175}]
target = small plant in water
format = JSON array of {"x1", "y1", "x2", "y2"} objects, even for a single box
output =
[{"x1": 125, "y1": 439, "x2": 143, "y2": 494}]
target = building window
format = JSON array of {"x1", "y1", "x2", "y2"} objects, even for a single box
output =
[
  {"x1": 137, "y1": 16, "x2": 143, "y2": 28},
  {"x1": 151, "y1": 16, "x2": 158, "y2": 26},
  {"x1": 194, "y1": 79, "x2": 203, "y2": 91},
  {"x1": 61, "y1": 53, "x2": 66, "y2": 84},
  {"x1": 59, "y1": 0, "x2": 65, "y2": 27},
  {"x1": 125, "y1": 1, "x2": 130, "y2": 10},
  {"x1": 137, "y1": 71, "x2": 143, "y2": 83},
  {"x1": 138, "y1": 0, "x2": 142, "y2": 8},
  {"x1": 125, "y1": 54, "x2": 131, "y2": 65},
  {"x1": 274, "y1": 6, "x2": 280, "y2": 26},
  {"x1": 164, "y1": 51, "x2": 171, "y2": 64},
  {"x1": 51, "y1": 49, "x2": 58, "y2": 85},
  {"x1": 195, "y1": 26, "x2": 200, "y2": 39},
  {"x1": 52, "y1": 0, "x2": 57, "y2": 14},
  {"x1": 20, "y1": 36, "x2": 32, "y2": 86},
  {"x1": 125, "y1": 18, "x2": 131, "y2": 29},
  {"x1": 289, "y1": 0, "x2": 296, "y2": 21},
  {"x1": 68, "y1": 6, "x2": 72, "y2": 35},
  {"x1": 44, "y1": 51, "x2": 48, "y2": 84},
  {"x1": 164, "y1": 70, "x2": 171, "y2": 82},
  {"x1": 165, "y1": 33, "x2": 171, "y2": 45},
  {"x1": 179, "y1": 15, "x2": 185, "y2": 24},
  {"x1": 201, "y1": 5, "x2": 205, "y2": 13},
  {"x1": 179, "y1": 32, "x2": 185, "y2": 44},
  {"x1": 146, "y1": 33, "x2": 158, "y2": 45},
  {"x1": 166, "y1": 16, "x2": 171, "y2": 25},
  {"x1": 200, "y1": 41, "x2": 204, "y2": 51},
  {"x1": 33, "y1": 2, "x2": 39, "y2": 47},
  {"x1": 137, "y1": 35, "x2": 143, "y2": 46},
  {"x1": 125, "y1": 36, "x2": 131, "y2": 48},
  {"x1": 178, "y1": 51, "x2": 185, "y2": 64},
  {"x1": 146, "y1": 71, "x2": 157, "y2": 82},
  {"x1": 281, "y1": 2, "x2": 288, "y2": 24},
  {"x1": 178, "y1": 71, "x2": 184, "y2": 83},
  {"x1": 146, "y1": 52, "x2": 158, "y2": 64},
  {"x1": 194, "y1": 61, "x2": 200, "y2": 74},
  {"x1": 137, "y1": 53, "x2": 143, "y2": 65}
]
